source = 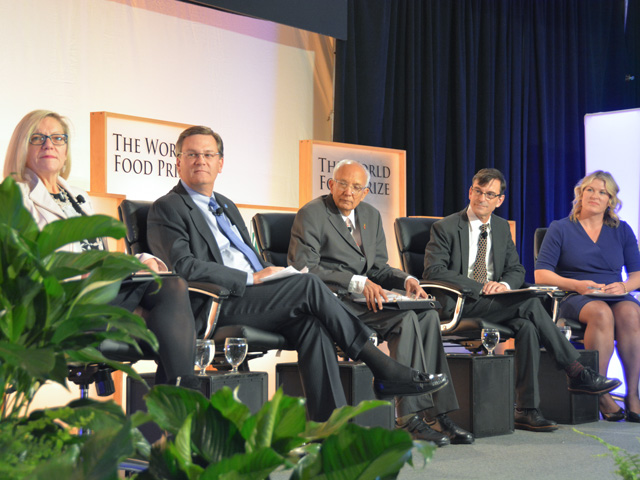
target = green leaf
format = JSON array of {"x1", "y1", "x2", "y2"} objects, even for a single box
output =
[
  {"x1": 293, "y1": 423, "x2": 433, "y2": 480},
  {"x1": 37, "y1": 215, "x2": 126, "y2": 257},
  {"x1": 303, "y1": 400, "x2": 392, "y2": 440},
  {"x1": 144, "y1": 385, "x2": 211, "y2": 434},
  {"x1": 200, "y1": 447, "x2": 285, "y2": 480},
  {"x1": 0, "y1": 341, "x2": 56, "y2": 377}
]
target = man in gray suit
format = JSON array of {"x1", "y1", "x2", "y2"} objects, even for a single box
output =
[
  {"x1": 146, "y1": 126, "x2": 447, "y2": 423},
  {"x1": 423, "y1": 168, "x2": 621, "y2": 432},
  {"x1": 288, "y1": 159, "x2": 472, "y2": 446}
]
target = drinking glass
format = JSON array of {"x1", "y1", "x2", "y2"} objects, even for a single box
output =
[
  {"x1": 225, "y1": 337, "x2": 248, "y2": 373},
  {"x1": 481, "y1": 328, "x2": 500, "y2": 355},
  {"x1": 559, "y1": 325, "x2": 572, "y2": 342},
  {"x1": 195, "y1": 339, "x2": 215, "y2": 376}
]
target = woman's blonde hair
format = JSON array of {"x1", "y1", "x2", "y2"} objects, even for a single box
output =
[
  {"x1": 569, "y1": 170, "x2": 621, "y2": 227},
  {"x1": 3, "y1": 110, "x2": 72, "y2": 181}
]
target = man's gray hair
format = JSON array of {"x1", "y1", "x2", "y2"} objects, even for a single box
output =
[{"x1": 333, "y1": 159, "x2": 371, "y2": 186}]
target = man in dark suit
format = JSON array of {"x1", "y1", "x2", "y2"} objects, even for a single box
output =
[
  {"x1": 146, "y1": 126, "x2": 447, "y2": 423},
  {"x1": 288, "y1": 160, "x2": 472, "y2": 446},
  {"x1": 423, "y1": 168, "x2": 621, "y2": 432}
]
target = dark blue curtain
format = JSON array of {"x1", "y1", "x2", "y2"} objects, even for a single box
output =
[{"x1": 334, "y1": 0, "x2": 639, "y2": 279}]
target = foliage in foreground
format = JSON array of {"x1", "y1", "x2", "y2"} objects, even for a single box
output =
[{"x1": 575, "y1": 428, "x2": 640, "y2": 480}]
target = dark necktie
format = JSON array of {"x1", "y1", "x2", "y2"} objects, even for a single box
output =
[
  {"x1": 208, "y1": 197, "x2": 263, "y2": 272},
  {"x1": 472, "y1": 223, "x2": 489, "y2": 284}
]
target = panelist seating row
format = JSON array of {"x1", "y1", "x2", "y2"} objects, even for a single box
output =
[
  {"x1": 251, "y1": 212, "x2": 515, "y2": 353},
  {"x1": 117, "y1": 200, "x2": 294, "y2": 371}
]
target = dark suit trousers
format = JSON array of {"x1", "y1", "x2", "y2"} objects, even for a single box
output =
[
  {"x1": 357, "y1": 307, "x2": 459, "y2": 417},
  {"x1": 462, "y1": 292, "x2": 580, "y2": 408},
  {"x1": 217, "y1": 274, "x2": 370, "y2": 422}
]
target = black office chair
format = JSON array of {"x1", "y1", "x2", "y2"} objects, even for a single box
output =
[
  {"x1": 118, "y1": 200, "x2": 293, "y2": 370},
  {"x1": 394, "y1": 216, "x2": 516, "y2": 351},
  {"x1": 251, "y1": 211, "x2": 372, "y2": 356},
  {"x1": 251, "y1": 212, "x2": 297, "y2": 267},
  {"x1": 533, "y1": 227, "x2": 583, "y2": 341}
]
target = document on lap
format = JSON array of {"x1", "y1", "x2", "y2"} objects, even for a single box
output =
[
  {"x1": 481, "y1": 285, "x2": 558, "y2": 296},
  {"x1": 260, "y1": 266, "x2": 309, "y2": 282},
  {"x1": 351, "y1": 289, "x2": 440, "y2": 310}
]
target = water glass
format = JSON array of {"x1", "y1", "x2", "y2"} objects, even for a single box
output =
[
  {"x1": 224, "y1": 337, "x2": 248, "y2": 373},
  {"x1": 195, "y1": 339, "x2": 215, "y2": 376},
  {"x1": 481, "y1": 328, "x2": 500, "y2": 355},
  {"x1": 559, "y1": 325, "x2": 572, "y2": 341}
]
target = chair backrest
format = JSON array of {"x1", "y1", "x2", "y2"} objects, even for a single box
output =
[
  {"x1": 118, "y1": 200, "x2": 154, "y2": 255},
  {"x1": 252, "y1": 213, "x2": 296, "y2": 267},
  {"x1": 394, "y1": 217, "x2": 440, "y2": 278},
  {"x1": 533, "y1": 227, "x2": 548, "y2": 263}
]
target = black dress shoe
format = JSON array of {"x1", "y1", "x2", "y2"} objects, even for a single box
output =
[
  {"x1": 624, "y1": 398, "x2": 640, "y2": 423},
  {"x1": 514, "y1": 408, "x2": 558, "y2": 432},
  {"x1": 373, "y1": 371, "x2": 448, "y2": 399},
  {"x1": 567, "y1": 367, "x2": 621, "y2": 395},
  {"x1": 397, "y1": 415, "x2": 450, "y2": 447},
  {"x1": 428, "y1": 414, "x2": 475, "y2": 444},
  {"x1": 600, "y1": 407, "x2": 626, "y2": 422}
]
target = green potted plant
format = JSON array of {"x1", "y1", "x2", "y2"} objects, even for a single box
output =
[{"x1": 0, "y1": 176, "x2": 435, "y2": 479}]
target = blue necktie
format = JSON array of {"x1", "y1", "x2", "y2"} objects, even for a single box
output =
[{"x1": 208, "y1": 197, "x2": 264, "y2": 272}]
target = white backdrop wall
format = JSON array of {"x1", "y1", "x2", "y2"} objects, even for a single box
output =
[
  {"x1": 1, "y1": 0, "x2": 334, "y2": 408},
  {"x1": 0, "y1": 0, "x2": 334, "y2": 206}
]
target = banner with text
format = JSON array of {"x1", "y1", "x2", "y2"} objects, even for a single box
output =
[{"x1": 90, "y1": 112, "x2": 192, "y2": 200}]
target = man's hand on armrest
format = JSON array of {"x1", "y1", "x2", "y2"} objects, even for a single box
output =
[{"x1": 253, "y1": 266, "x2": 284, "y2": 285}]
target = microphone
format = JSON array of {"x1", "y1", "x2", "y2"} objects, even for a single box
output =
[
  {"x1": 480, "y1": 231, "x2": 488, "y2": 239},
  {"x1": 347, "y1": 226, "x2": 353, "y2": 234},
  {"x1": 214, "y1": 207, "x2": 223, "y2": 216},
  {"x1": 76, "y1": 195, "x2": 86, "y2": 204}
]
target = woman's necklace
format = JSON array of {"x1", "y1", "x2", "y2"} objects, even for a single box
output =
[{"x1": 50, "y1": 187, "x2": 68, "y2": 207}]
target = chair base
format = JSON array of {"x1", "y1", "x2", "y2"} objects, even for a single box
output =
[
  {"x1": 538, "y1": 349, "x2": 599, "y2": 424},
  {"x1": 127, "y1": 371, "x2": 268, "y2": 443},
  {"x1": 275, "y1": 361, "x2": 395, "y2": 428},
  {"x1": 446, "y1": 353, "x2": 515, "y2": 438}
]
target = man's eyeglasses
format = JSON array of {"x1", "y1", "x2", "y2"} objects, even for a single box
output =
[
  {"x1": 29, "y1": 134, "x2": 68, "y2": 146},
  {"x1": 471, "y1": 187, "x2": 501, "y2": 200},
  {"x1": 179, "y1": 152, "x2": 221, "y2": 160},
  {"x1": 333, "y1": 179, "x2": 366, "y2": 194}
]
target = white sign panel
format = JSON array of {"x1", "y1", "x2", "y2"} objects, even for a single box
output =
[{"x1": 93, "y1": 113, "x2": 191, "y2": 200}]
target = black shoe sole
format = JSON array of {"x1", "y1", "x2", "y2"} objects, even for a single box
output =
[
  {"x1": 567, "y1": 380, "x2": 621, "y2": 396},
  {"x1": 514, "y1": 422, "x2": 559, "y2": 432}
]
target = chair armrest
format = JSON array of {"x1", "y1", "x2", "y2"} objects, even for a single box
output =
[
  {"x1": 187, "y1": 281, "x2": 230, "y2": 299},
  {"x1": 419, "y1": 279, "x2": 475, "y2": 297},
  {"x1": 186, "y1": 282, "x2": 230, "y2": 339}
]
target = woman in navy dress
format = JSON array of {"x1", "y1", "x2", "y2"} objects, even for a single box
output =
[{"x1": 535, "y1": 171, "x2": 640, "y2": 422}]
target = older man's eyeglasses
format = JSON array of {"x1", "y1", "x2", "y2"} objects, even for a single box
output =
[
  {"x1": 471, "y1": 187, "x2": 501, "y2": 200},
  {"x1": 333, "y1": 179, "x2": 366, "y2": 194},
  {"x1": 180, "y1": 152, "x2": 221, "y2": 160},
  {"x1": 29, "y1": 134, "x2": 68, "y2": 146}
]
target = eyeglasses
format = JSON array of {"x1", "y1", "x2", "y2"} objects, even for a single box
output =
[
  {"x1": 29, "y1": 134, "x2": 68, "y2": 146},
  {"x1": 179, "y1": 152, "x2": 221, "y2": 160},
  {"x1": 333, "y1": 179, "x2": 366, "y2": 194},
  {"x1": 471, "y1": 187, "x2": 501, "y2": 200}
]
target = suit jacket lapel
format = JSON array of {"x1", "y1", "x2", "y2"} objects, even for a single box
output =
[
  {"x1": 173, "y1": 182, "x2": 225, "y2": 264},
  {"x1": 459, "y1": 209, "x2": 471, "y2": 274},
  {"x1": 490, "y1": 214, "x2": 506, "y2": 279}
]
